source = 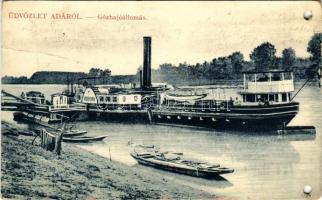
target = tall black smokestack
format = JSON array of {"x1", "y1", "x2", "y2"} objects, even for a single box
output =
[
  {"x1": 143, "y1": 36, "x2": 152, "y2": 90},
  {"x1": 139, "y1": 70, "x2": 143, "y2": 88}
]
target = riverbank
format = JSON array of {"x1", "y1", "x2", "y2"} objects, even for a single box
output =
[{"x1": 1, "y1": 121, "x2": 216, "y2": 199}]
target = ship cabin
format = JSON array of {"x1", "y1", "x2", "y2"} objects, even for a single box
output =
[
  {"x1": 51, "y1": 93, "x2": 68, "y2": 108},
  {"x1": 81, "y1": 87, "x2": 142, "y2": 110},
  {"x1": 239, "y1": 70, "x2": 295, "y2": 106}
]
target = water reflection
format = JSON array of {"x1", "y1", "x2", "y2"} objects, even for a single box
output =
[{"x1": 71, "y1": 121, "x2": 318, "y2": 199}]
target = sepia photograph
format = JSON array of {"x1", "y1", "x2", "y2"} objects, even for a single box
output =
[{"x1": 1, "y1": 1, "x2": 322, "y2": 199}]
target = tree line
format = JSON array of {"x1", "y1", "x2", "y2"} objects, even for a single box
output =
[
  {"x1": 147, "y1": 32, "x2": 322, "y2": 85},
  {"x1": 1, "y1": 69, "x2": 111, "y2": 85},
  {"x1": 2, "y1": 32, "x2": 321, "y2": 85}
]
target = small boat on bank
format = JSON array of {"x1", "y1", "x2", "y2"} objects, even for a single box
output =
[
  {"x1": 58, "y1": 129, "x2": 87, "y2": 137},
  {"x1": 130, "y1": 145, "x2": 234, "y2": 178},
  {"x1": 14, "y1": 111, "x2": 88, "y2": 136},
  {"x1": 43, "y1": 128, "x2": 105, "y2": 143},
  {"x1": 62, "y1": 135, "x2": 107, "y2": 143}
]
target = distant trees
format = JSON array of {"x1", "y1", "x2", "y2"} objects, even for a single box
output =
[
  {"x1": 88, "y1": 68, "x2": 102, "y2": 76},
  {"x1": 305, "y1": 33, "x2": 322, "y2": 78},
  {"x1": 88, "y1": 67, "x2": 111, "y2": 84},
  {"x1": 101, "y1": 69, "x2": 112, "y2": 84},
  {"x1": 281, "y1": 48, "x2": 296, "y2": 70},
  {"x1": 307, "y1": 32, "x2": 322, "y2": 64},
  {"x1": 3, "y1": 33, "x2": 321, "y2": 85},
  {"x1": 176, "y1": 62, "x2": 189, "y2": 80},
  {"x1": 29, "y1": 72, "x2": 88, "y2": 84},
  {"x1": 151, "y1": 33, "x2": 321, "y2": 85},
  {"x1": 159, "y1": 63, "x2": 176, "y2": 75},
  {"x1": 18, "y1": 76, "x2": 29, "y2": 84},
  {"x1": 211, "y1": 57, "x2": 233, "y2": 79},
  {"x1": 229, "y1": 52, "x2": 244, "y2": 73},
  {"x1": 250, "y1": 42, "x2": 277, "y2": 71},
  {"x1": 89, "y1": 68, "x2": 111, "y2": 77},
  {"x1": 1, "y1": 69, "x2": 111, "y2": 85},
  {"x1": 149, "y1": 51, "x2": 246, "y2": 85},
  {"x1": 1, "y1": 76, "x2": 29, "y2": 84}
]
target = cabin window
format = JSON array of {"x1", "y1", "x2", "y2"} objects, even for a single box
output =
[
  {"x1": 288, "y1": 93, "x2": 291, "y2": 101},
  {"x1": 274, "y1": 94, "x2": 279, "y2": 102},
  {"x1": 282, "y1": 93, "x2": 287, "y2": 102},
  {"x1": 134, "y1": 96, "x2": 138, "y2": 101},
  {"x1": 123, "y1": 96, "x2": 126, "y2": 102},
  {"x1": 269, "y1": 94, "x2": 274, "y2": 101},
  {"x1": 272, "y1": 73, "x2": 281, "y2": 81},
  {"x1": 247, "y1": 74, "x2": 255, "y2": 82},
  {"x1": 100, "y1": 96, "x2": 104, "y2": 102},
  {"x1": 256, "y1": 94, "x2": 261, "y2": 102},
  {"x1": 245, "y1": 94, "x2": 255, "y2": 102},
  {"x1": 84, "y1": 97, "x2": 96, "y2": 102},
  {"x1": 284, "y1": 72, "x2": 292, "y2": 80},
  {"x1": 113, "y1": 97, "x2": 117, "y2": 102},
  {"x1": 257, "y1": 74, "x2": 269, "y2": 82}
]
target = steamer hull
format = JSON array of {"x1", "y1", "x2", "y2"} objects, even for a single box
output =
[
  {"x1": 96, "y1": 111, "x2": 149, "y2": 123},
  {"x1": 151, "y1": 102, "x2": 299, "y2": 131}
]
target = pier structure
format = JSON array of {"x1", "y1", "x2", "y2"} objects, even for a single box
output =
[{"x1": 1, "y1": 90, "x2": 48, "y2": 111}]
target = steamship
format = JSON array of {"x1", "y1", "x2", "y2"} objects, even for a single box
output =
[
  {"x1": 73, "y1": 37, "x2": 299, "y2": 131},
  {"x1": 151, "y1": 70, "x2": 299, "y2": 131}
]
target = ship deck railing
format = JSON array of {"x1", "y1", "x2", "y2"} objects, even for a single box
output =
[
  {"x1": 154, "y1": 100, "x2": 233, "y2": 112},
  {"x1": 49, "y1": 103, "x2": 87, "y2": 112}
]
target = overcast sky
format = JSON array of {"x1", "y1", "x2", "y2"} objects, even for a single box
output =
[{"x1": 2, "y1": 1, "x2": 321, "y2": 77}]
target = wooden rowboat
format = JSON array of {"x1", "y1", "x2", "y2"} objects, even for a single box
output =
[
  {"x1": 62, "y1": 135, "x2": 107, "y2": 143},
  {"x1": 59, "y1": 129, "x2": 87, "y2": 137},
  {"x1": 130, "y1": 145, "x2": 234, "y2": 179}
]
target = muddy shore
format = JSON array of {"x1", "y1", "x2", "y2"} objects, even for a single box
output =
[{"x1": 1, "y1": 121, "x2": 216, "y2": 199}]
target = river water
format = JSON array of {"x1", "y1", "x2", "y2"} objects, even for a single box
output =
[{"x1": 1, "y1": 84, "x2": 321, "y2": 200}]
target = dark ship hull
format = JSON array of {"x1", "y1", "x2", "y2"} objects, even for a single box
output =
[
  {"x1": 16, "y1": 102, "x2": 298, "y2": 132},
  {"x1": 151, "y1": 102, "x2": 299, "y2": 131}
]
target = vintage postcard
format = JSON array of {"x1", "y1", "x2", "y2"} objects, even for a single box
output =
[{"x1": 1, "y1": 1, "x2": 322, "y2": 199}]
